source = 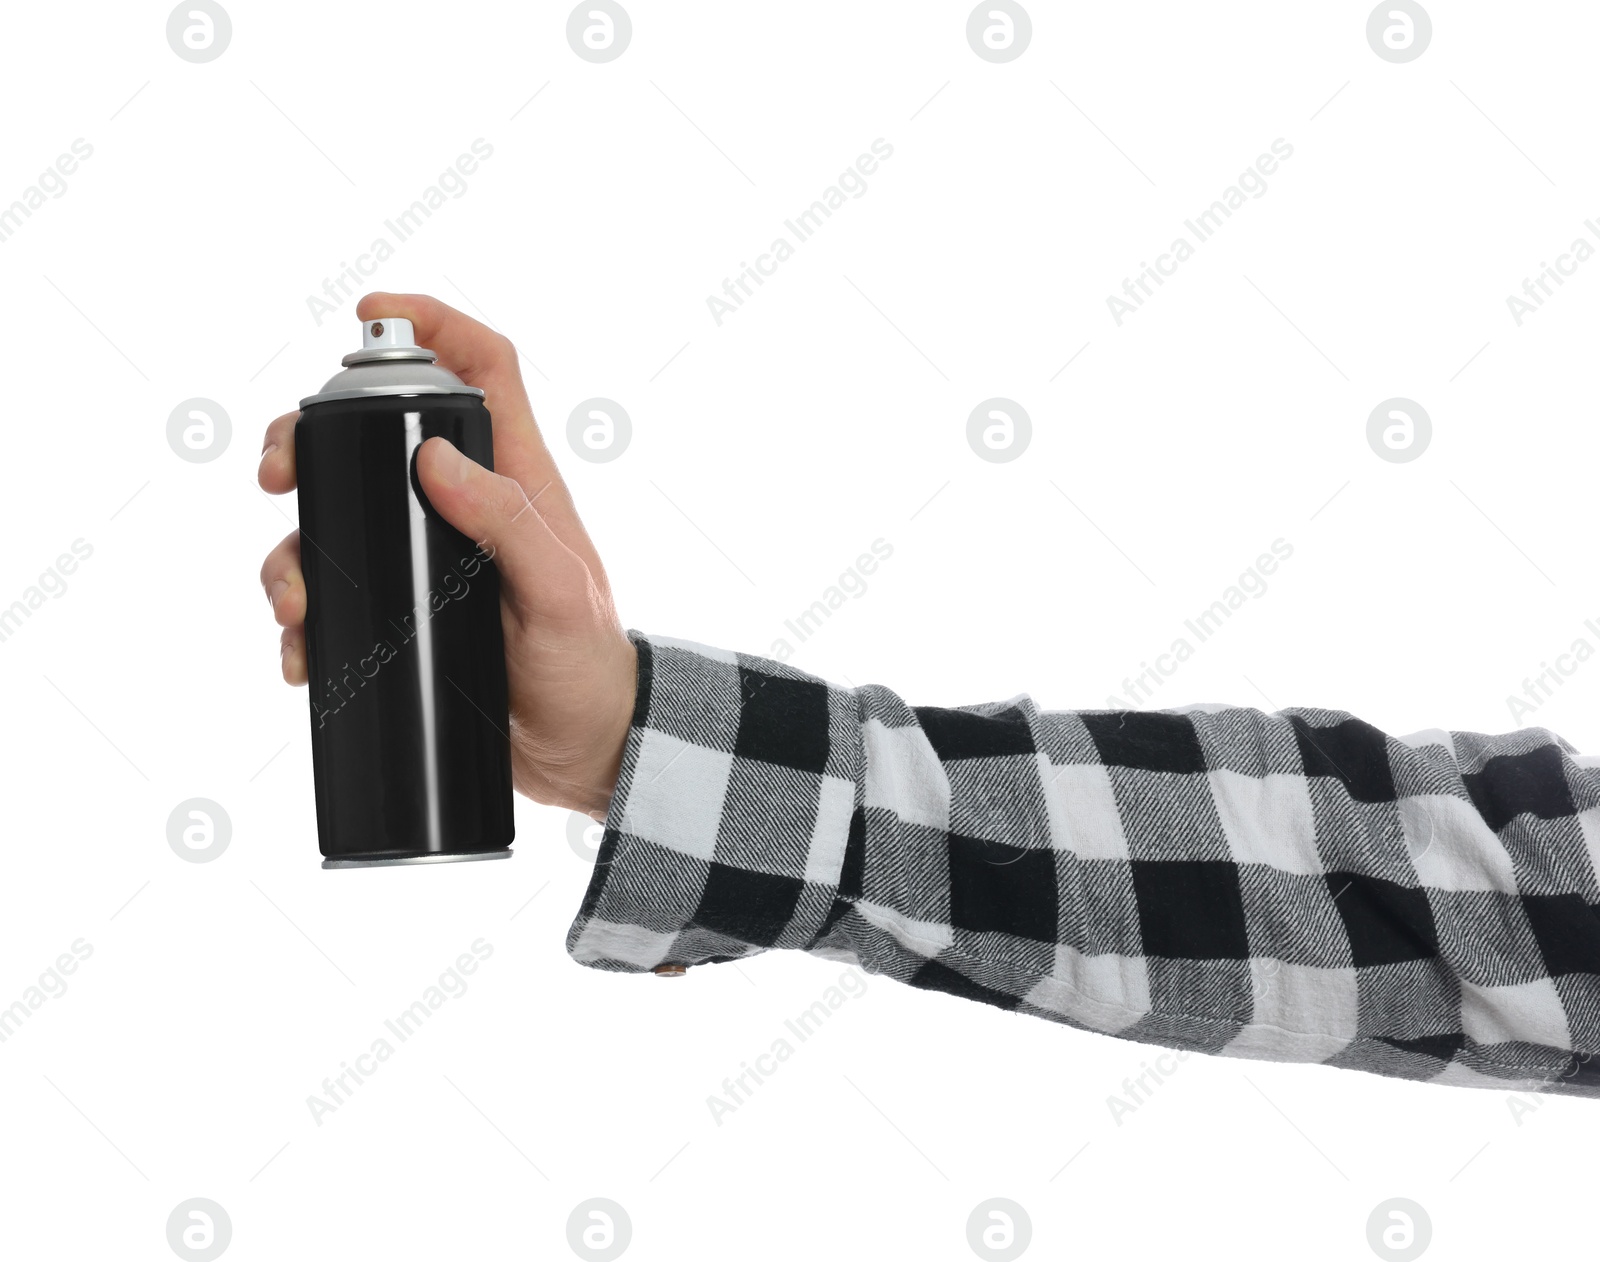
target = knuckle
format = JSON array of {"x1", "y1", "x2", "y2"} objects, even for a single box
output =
[
  {"x1": 491, "y1": 473, "x2": 532, "y2": 524},
  {"x1": 260, "y1": 535, "x2": 298, "y2": 589}
]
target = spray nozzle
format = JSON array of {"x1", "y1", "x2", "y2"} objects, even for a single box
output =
[{"x1": 362, "y1": 318, "x2": 416, "y2": 351}]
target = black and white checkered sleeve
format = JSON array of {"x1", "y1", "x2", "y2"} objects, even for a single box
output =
[{"x1": 568, "y1": 632, "x2": 1600, "y2": 1097}]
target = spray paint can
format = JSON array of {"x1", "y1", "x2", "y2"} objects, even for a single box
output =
[{"x1": 296, "y1": 317, "x2": 514, "y2": 868}]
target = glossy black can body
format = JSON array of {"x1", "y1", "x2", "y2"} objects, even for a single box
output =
[{"x1": 295, "y1": 394, "x2": 514, "y2": 862}]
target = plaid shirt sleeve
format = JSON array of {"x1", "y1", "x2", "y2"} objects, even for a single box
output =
[{"x1": 567, "y1": 631, "x2": 1600, "y2": 1097}]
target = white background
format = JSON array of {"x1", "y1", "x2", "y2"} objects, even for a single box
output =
[{"x1": 1, "y1": 1, "x2": 1596, "y2": 1258}]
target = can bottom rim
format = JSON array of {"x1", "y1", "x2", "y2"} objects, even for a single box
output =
[{"x1": 321, "y1": 849, "x2": 513, "y2": 870}]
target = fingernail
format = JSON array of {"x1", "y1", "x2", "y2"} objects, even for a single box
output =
[
  {"x1": 434, "y1": 439, "x2": 474, "y2": 487},
  {"x1": 260, "y1": 442, "x2": 279, "y2": 462},
  {"x1": 269, "y1": 579, "x2": 289, "y2": 610}
]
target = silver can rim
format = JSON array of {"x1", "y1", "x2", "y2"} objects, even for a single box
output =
[
  {"x1": 322, "y1": 848, "x2": 513, "y2": 869},
  {"x1": 298, "y1": 384, "x2": 487, "y2": 408}
]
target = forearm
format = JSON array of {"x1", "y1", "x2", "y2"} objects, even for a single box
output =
[{"x1": 569, "y1": 633, "x2": 1600, "y2": 1096}]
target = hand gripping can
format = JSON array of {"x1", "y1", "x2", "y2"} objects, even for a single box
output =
[{"x1": 296, "y1": 317, "x2": 514, "y2": 868}]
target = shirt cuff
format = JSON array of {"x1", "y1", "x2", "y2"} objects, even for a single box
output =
[{"x1": 566, "y1": 631, "x2": 863, "y2": 973}]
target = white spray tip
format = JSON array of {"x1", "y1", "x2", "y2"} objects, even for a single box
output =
[{"x1": 363, "y1": 317, "x2": 416, "y2": 350}]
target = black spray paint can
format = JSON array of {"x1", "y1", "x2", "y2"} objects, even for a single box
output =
[{"x1": 296, "y1": 317, "x2": 514, "y2": 868}]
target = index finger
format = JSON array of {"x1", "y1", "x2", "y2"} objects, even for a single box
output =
[
  {"x1": 352, "y1": 291, "x2": 601, "y2": 575},
  {"x1": 354, "y1": 292, "x2": 538, "y2": 459}
]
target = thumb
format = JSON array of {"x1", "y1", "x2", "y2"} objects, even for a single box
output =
[{"x1": 415, "y1": 436, "x2": 584, "y2": 609}]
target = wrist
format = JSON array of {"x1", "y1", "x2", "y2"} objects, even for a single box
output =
[{"x1": 576, "y1": 634, "x2": 637, "y2": 820}]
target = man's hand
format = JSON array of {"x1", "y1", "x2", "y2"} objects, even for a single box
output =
[{"x1": 257, "y1": 292, "x2": 636, "y2": 819}]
